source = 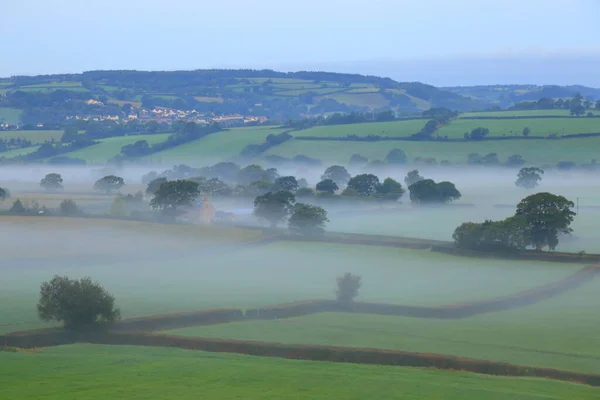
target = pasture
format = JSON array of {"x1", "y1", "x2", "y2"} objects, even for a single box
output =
[
  {"x1": 264, "y1": 136, "x2": 600, "y2": 164},
  {"x1": 291, "y1": 119, "x2": 426, "y2": 138},
  {"x1": 3, "y1": 345, "x2": 596, "y2": 400},
  {"x1": 460, "y1": 110, "x2": 600, "y2": 118},
  {"x1": 61, "y1": 133, "x2": 170, "y2": 162},
  {"x1": 437, "y1": 118, "x2": 600, "y2": 138},
  {"x1": 0, "y1": 129, "x2": 62, "y2": 143},
  {"x1": 0, "y1": 145, "x2": 40, "y2": 158}
]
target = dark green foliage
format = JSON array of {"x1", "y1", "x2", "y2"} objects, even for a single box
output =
[
  {"x1": 376, "y1": 178, "x2": 405, "y2": 202},
  {"x1": 467, "y1": 127, "x2": 490, "y2": 140},
  {"x1": 60, "y1": 126, "x2": 79, "y2": 143},
  {"x1": 569, "y1": 93, "x2": 586, "y2": 116},
  {"x1": 192, "y1": 177, "x2": 232, "y2": 197},
  {"x1": 453, "y1": 217, "x2": 527, "y2": 252},
  {"x1": 121, "y1": 140, "x2": 151, "y2": 157},
  {"x1": 522, "y1": 127, "x2": 531, "y2": 137},
  {"x1": 9, "y1": 199, "x2": 26, "y2": 214},
  {"x1": 237, "y1": 165, "x2": 268, "y2": 186},
  {"x1": 336, "y1": 273, "x2": 361, "y2": 303},
  {"x1": 385, "y1": 148, "x2": 407, "y2": 164},
  {"x1": 347, "y1": 174, "x2": 380, "y2": 196},
  {"x1": 515, "y1": 167, "x2": 544, "y2": 189},
  {"x1": 94, "y1": 175, "x2": 125, "y2": 194},
  {"x1": 515, "y1": 192, "x2": 576, "y2": 251},
  {"x1": 404, "y1": 169, "x2": 424, "y2": 187},
  {"x1": 295, "y1": 187, "x2": 315, "y2": 198},
  {"x1": 253, "y1": 190, "x2": 296, "y2": 228},
  {"x1": 275, "y1": 176, "x2": 298, "y2": 192},
  {"x1": 506, "y1": 154, "x2": 526, "y2": 167},
  {"x1": 409, "y1": 179, "x2": 461, "y2": 204},
  {"x1": 59, "y1": 199, "x2": 81, "y2": 216},
  {"x1": 316, "y1": 179, "x2": 339, "y2": 194},
  {"x1": 0, "y1": 186, "x2": 7, "y2": 201},
  {"x1": 146, "y1": 177, "x2": 168, "y2": 195},
  {"x1": 150, "y1": 180, "x2": 201, "y2": 215},
  {"x1": 349, "y1": 153, "x2": 368, "y2": 166},
  {"x1": 321, "y1": 165, "x2": 351, "y2": 186},
  {"x1": 40, "y1": 173, "x2": 63, "y2": 191},
  {"x1": 288, "y1": 203, "x2": 329, "y2": 236},
  {"x1": 37, "y1": 275, "x2": 120, "y2": 331}
]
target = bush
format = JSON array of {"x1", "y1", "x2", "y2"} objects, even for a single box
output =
[
  {"x1": 336, "y1": 273, "x2": 362, "y2": 303},
  {"x1": 37, "y1": 275, "x2": 121, "y2": 331},
  {"x1": 9, "y1": 199, "x2": 26, "y2": 214},
  {"x1": 59, "y1": 199, "x2": 81, "y2": 216}
]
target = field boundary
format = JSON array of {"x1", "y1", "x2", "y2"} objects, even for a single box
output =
[{"x1": 2, "y1": 331, "x2": 600, "y2": 387}]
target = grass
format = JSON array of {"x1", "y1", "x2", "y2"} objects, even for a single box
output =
[
  {"x1": 148, "y1": 126, "x2": 286, "y2": 162},
  {"x1": 437, "y1": 118, "x2": 600, "y2": 138},
  {"x1": 318, "y1": 92, "x2": 390, "y2": 108},
  {"x1": 264, "y1": 136, "x2": 600, "y2": 164},
  {"x1": 292, "y1": 119, "x2": 426, "y2": 138},
  {"x1": 0, "y1": 129, "x2": 62, "y2": 143},
  {"x1": 193, "y1": 96, "x2": 223, "y2": 103},
  {"x1": 0, "y1": 107, "x2": 22, "y2": 124},
  {"x1": 0, "y1": 145, "x2": 40, "y2": 158},
  {"x1": 0, "y1": 236, "x2": 583, "y2": 334},
  {"x1": 61, "y1": 134, "x2": 169, "y2": 162},
  {"x1": 460, "y1": 110, "x2": 600, "y2": 118},
  {"x1": 3, "y1": 344, "x2": 596, "y2": 400}
]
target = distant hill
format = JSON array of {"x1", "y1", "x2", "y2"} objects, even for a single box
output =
[
  {"x1": 443, "y1": 85, "x2": 600, "y2": 108},
  {"x1": 0, "y1": 69, "x2": 487, "y2": 122}
]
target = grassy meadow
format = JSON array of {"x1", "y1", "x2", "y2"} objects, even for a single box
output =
[
  {"x1": 437, "y1": 118, "x2": 600, "y2": 138},
  {"x1": 63, "y1": 134, "x2": 170, "y2": 162},
  {"x1": 460, "y1": 110, "x2": 600, "y2": 118},
  {"x1": 292, "y1": 119, "x2": 426, "y2": 138},
  {"x1": 0, "y1": 129, "x2": 62, "y2": 143},
  {"x1": 3, "y1": 345, "x2": 596, "y2": 400}
]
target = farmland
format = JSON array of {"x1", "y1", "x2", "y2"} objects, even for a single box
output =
[
  {"x1": 0, "y1": 107, "x2": 22, "y2": 125},
  {"x1": 437, "y1": 118, "x2": 600, "y2": 138},
  {"x1": 459, "y1": 109, "x2": 600, "y2": 118},
  {"x1": 3, "y1": 345, "x2": 596, "y2": 400},
  {"x1": 0, "y1": 129, "x2": 62, "y2": 143},
  {"x1": 63, "y1": 134, "x2": 170, "y2": 162}
]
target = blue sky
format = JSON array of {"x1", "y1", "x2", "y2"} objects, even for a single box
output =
[{"x1": 2, "y1": 0, "x2": 599, "y2": 85}]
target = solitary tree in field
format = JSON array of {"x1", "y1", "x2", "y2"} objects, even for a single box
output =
[
  {"x1": 336, "y1": 273, "x2": 362, "y2": 303},
  {"x1": 316, "y1": 179, "x2": 339, "y2": 195},
  {"x1": 37, "y1": 275, "x2": 120, "y2": 331},
  {"x1": 94, "y1": 175, "x2": 125, "y2": 194},
  {"x1": 515, "y1": 192, "x2": 576, "y2": 251},
  {"x1": 506, "y1": 154, "x2": 526, "y2": 167},
  {"x1": 288, "y1": 203, "x2": 329, "y2": 236},
  {"x1": 150, "y1": 180, "x2": 201, "y2": 216},
  {"x1": 515, "y1": 167, "x2": 544, "y2": 189},
  {"x1": 385, "y1": 148, "x2": 407, "y2": 164},
  {"x1": 522, "y1": 127, "x2": 531, "y2": 137},
  {"x1": 253, "y1": 190, "x2": 295, "y2": 228},
  {"x1": 40, "y1": 173, "x2": 63, "y2": 191},
  {"x1": 321, "y1": 165, "x2": 351, "y2": 186},
  {"x1": 409, "y1": 179, "x2": 461, "y2": 204}
]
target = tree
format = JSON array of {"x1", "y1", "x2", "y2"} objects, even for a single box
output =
[
  {"x1": 404, "y1": 169, "x2": 424, "y2": 186},
  {"x1": 376, "y1": 178, "x2": 405, "y2": 202},
  {"x1": 0, "y1": 187, "x2": 7, "y2": 201},
  {"x1": 60, "y1": 126, "x2": 79, "y2": 143},
  {"x1": 94, "y1": 175, "x2": 125, "y2": 194},
  {"x1": 347, "y1": 174, "x2": 380, "y2": 196},
  {"x1": 141, "y1": 171, "x2": 158, "y2": 185},
  {"x1": 385, "y1": 148, "x2": 407, "y2": 164},
  {"x1": 9, "y1": 199, "x2": 26, "y2": 214},
  {"x1": 275, "y1": 176, "x2": 299, "y2": 192},
  {"x1": 522, "y1": 127, "x2": 531, "y2": 137},
  {"x1": 253, "y1": 191, "x2": 295, "y2": 228},
  {"x1": 37, "y1": 275, "x2": 120, "y2": 331},
  {"x1": 288, "y1": 203, "x2": 329, "y2": 236},
  {"x1": 569, "y1": 93, "x2": 586, "y2": 116},
  {"x1": 150, "y1": 180, "x2": 201, "y2": 215},
  {"x1": 40, "y1": 173, "x2": 63, "y2": 191},
  {"x1": 595, "y1": 100, "x2": 600, "y2": 110},
  {"x1": 453, "y1": 217, "x2": 526, "y2": 253},
  {"x1": 515, "y1": 192, "x2": 576, "y2": 251},
  {"x1": 506, "y1": 154, "x2": 526, "y2": 167},
  {"x1": 409, "y1": 179, "x2": 461, "y2": 204},
  {"x1": 59, "y1": 199, "x2": 81, "y2": 216},
  {"x1": 237, "y1": 165, "x2": 267, "y2": 185},
  {"x1": 336, "y1": 273, "x2": 361, "y2": 303},
  {"x1": 349, "y1": 153, "x2": 368, "y2": 166},
  {"x1": 316, "y1": 179, "x2": 339, "y2": 194},
  {"x1": 321, "y1": 165, "x2": 351, "y2": 186},
  {"x1": 468, "y1": 127, "x2": 490, "y2": 140},
  {"x1": 146, "y1": 176, "x2": 168, "y2": 195},
  {"x1": 515, "y1": 167, "x2": 544, "y2": 189}
]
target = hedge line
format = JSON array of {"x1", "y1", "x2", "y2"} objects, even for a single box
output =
[
  {"x1": 112, "y1": 308, "x2": 244, "y2": 332},
  {"x1": 4, "y1": 331, "x2": 597, "y2": 386}
]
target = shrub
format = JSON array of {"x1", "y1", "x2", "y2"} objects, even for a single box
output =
[
  {"x1": 336, "y1": 273, "x2": 362, "y2": 303},
  {"x1": 37, "y1": 275, "x2": 121, "y2": 331},
  {"x1": 9, "y1": 199, "x2": 26, "y2": 214},
  {"x1": 59, "y1": 199, "x2": 81, "y2": 216}
]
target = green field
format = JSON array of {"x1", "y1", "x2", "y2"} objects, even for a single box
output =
[
  {"x1": 0, "y1": 107, "x2": 22, "y2": 124},
  {"x1": 292, "y1": 119, "x2": 427, "y2": 138},
  {"x1": 318, "y1": 92, "x2": 391, "y2": 109},
  {"x1": 0, "y1": 129, "x2": 62, "y2": 143},
  {"x1": 3, "y1": 345, "x2": 595, "y2": 400},
  {"x1": 437, "y1": 118, "x2": 600, "y2": 138},
  {"x1": 61, "y1": 134, "x2": 170, "y2": 162},
  {"x1": 0, "y1": 145, "x2": 40, "y2": 158},
  {"x1": 165, "y1": 273, "x2": 600, "y2": 373},
  {"x1": 460, "y1": 110, "x2": 600, "y2": 118},
  {"x1": 147, "y1": 126, "x2": 287, "y2": 162},
  {"x1": 264, "y1": 136, "x2": 600, "y2": 164}
]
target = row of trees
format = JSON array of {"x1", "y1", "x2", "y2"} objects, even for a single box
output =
[{"x1": 39, "y1": 173, "x2": 124, "y2": 194}]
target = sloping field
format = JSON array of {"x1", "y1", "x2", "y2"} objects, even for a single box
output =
[
  {"x1": 0, "y1": 145, "x2": 40, "y2": 158},
  {"x1": 3, "y1": 345, "x2": 595, "y2": 400},
  {"x1": 148, "y1": 126, "x2": 287, "y2": 162},
  {"x1": 165, "y1": 275, "x2": 600, "y2": 373},
  {"x1": 0, "y1": 107, "x2": 22, "y2": 124},
  {"x1": 62, "y1": 134, "x2": 169, "y2": 162},
  {"x1": 264, "y1": 136, "x2": 600, "y2": 164},
  {"x1": 437, "y1": 118, "x2": 600, "y2": 138},
  {"x1": 291, "y1": 119, "x2": 426, "y2": 138},
  {"x1": 317, "y1": 92, "x2": 390, "y2": 108},
  {"x1": 0, "y1": 130, "x2": 62, "y2": 143},
  {"x1": 460, "y1": 110, "x2": 600, "y2": 118}
]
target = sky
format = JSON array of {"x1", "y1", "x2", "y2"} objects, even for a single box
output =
[{"x1": 2, "y1": 0, "x2": 599, "y2": 86}]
